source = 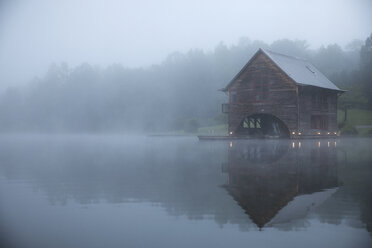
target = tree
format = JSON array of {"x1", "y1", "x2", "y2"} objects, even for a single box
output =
[{"x1": 359, "y1": 33, "x2": 372, "y2": 107}]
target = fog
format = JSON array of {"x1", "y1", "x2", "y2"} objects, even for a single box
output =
[
  {"x1": 0, "y1": 136, "x2": 371, "y2": 247},
  {"x1": 1, "y1": 0, "x2": 371, "y2": 87},
  {"x1": 1, "y1": 2, "x2": 372, "y2": 246},
  {"x1": 0, "y1": 0, "x2": 371, "y2": 132}
]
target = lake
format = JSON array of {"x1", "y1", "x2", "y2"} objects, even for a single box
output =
[{"x1": 0, "y1": 135, "x2": 371, "y2": 248}]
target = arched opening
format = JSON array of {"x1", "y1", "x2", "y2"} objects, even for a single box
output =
[{"x1": 235, "y1": 114, "x2": 290, "y2": 138}]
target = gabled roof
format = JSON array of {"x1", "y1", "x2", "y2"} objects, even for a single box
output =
[{"x1": 222, "y1": 48, "x2": 344, "y2": 92}]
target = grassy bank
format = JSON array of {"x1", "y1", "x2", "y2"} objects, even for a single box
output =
[
  {"x1": 197, "y1": 124, "x2": 228, "y2": 135},
  {"x1": 338, "y1": 108, "x2": 372, "y2": 136},
  {"x1": 147, "y1": 124, "x2": 228, "y2": 136},
  {"x1": 338, "y1": 109, "x2": 372, "y2": 126},
  {"x1": 198, "y1": 108, "x2": 372, "y2": 137}
]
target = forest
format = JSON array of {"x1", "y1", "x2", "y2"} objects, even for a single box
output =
[{"x1": 0, "y1": 34, "x2": 371, "y2": 133}]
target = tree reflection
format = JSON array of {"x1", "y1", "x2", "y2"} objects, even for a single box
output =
[{"x1": 0, "y1": 136, "x2": 371, "y2": 234}]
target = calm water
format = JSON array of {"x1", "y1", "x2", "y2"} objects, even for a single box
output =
[{"x1": 0, "y1": 135, "x2": 371, "y2": 248}]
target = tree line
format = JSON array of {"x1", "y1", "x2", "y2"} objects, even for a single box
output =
[{"x1": 0, "y1": 34, "x2": 371, "y2": 133}]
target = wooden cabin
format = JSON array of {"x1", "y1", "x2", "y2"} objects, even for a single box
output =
[{"x1": 221, "y1": 48, "x2": 345, "y2": 138}]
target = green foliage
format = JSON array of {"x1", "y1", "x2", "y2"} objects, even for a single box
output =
[
  {"x1": 313, "y1": 44, "x2": 347, "y2": 76},
  {"x1": 338, "y1": 88, "x2": 368, "y2": 110},
  {"x1": 270, "y1": 39, "x2": 309, "y2": 58},
  {"x1": 360, "y1": 33, "x2": 372, "y2": 68},
  {"x1": 336, "y1": 33, "x2": 372, "y2": 109},
  {"x1": 340, "y1": 122, "x2": 358, "y2": 136},
  {"x1": 338, "y1": 108, "x2": 372, "y2": 136},
  {"x1": 357, "y1": 128, "x2": 372, "y2": 136},
  {"x1": 360, "y1": 33, "x2": 372, "y2": 108},
  {"x1": 213, "y1": 113, "x2": 227, "y2": 125},
  {"x1": 198, "y1": 124, "x2": 228, "y2": 135},
  {"x1": 337, "y1": 109, "x2": 372, "y2": 126}
]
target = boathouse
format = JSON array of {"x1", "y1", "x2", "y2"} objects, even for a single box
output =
[{"x1": 221, "y1": 48, "x2": 344, "y2": 138}]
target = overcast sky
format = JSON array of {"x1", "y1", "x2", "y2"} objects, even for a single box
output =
[{"x1": 0, "y1": 0, "x2": 371, "y2": 89}]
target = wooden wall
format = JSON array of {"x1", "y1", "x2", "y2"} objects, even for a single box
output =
[
  {"x1": 226, "y1": 51, "x2": 339, "y2": 137},
  {"x1": 298, "y1": 87, "x2": 338, "y2": 135},
  {"x1": 227, "y1": 52, "x2": 298, "y2": 135}
]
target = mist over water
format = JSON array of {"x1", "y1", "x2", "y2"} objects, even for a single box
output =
[
  {"x1": 0, "y1": 1, "x2": 371, "y2": 247},
  {"x1": 0, "y1": 135, "x2": 371, "y2": 248}
]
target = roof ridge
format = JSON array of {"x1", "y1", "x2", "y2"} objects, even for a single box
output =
[
  {"x1": 221, "y1": 48, "x2": 344, "y2": 92},
  {"x1": 261, "y1": 48, "x2": 308, "y2": 62}
]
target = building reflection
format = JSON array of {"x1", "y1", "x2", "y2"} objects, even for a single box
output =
[
  {"x1": 223, "y1": 140, "x2": 340, "y2": 228},
  {"x1": 1, "y1": 137, "x2": 371, "y2": 234}
]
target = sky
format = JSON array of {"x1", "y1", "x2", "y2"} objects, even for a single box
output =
[{"x1": 0, "y1": 0, "x2": 371, "y2": 89}]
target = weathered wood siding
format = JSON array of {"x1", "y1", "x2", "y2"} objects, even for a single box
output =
[
  {"x1": 328, "y1": 93, "x2": 338, "y2": 132},
  {"x1": 298, "y1": 87, "x2": 338, "y2": 135},
  {"x1": 227, "y1": 52, "x2": 298, "y2": 135}
]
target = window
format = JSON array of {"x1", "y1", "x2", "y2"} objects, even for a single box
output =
[
  {"x1": 230, "y1": 90, "x2": 237, "y2": 103},
  {"x1": 221, "y1": 103, "x2": 229, "y2": 113},
  {"x1": 242, "y1": 117, "x2": 261, "y2": 128},
  {"x1": 311, "y1": 115, "x2": 328, "y2": 130}
]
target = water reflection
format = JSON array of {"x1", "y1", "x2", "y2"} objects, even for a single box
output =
[
  {"x1": 223, "y1": 140, "x2": 339, "y2": 228},
  {"x1": 0, "y1": 135, "x2": 371, "y2": 247}
]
